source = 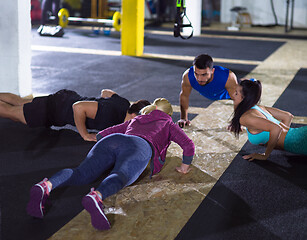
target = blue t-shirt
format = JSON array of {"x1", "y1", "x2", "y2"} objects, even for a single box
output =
[{"x1": 188, "y1": 65, "x2": 230, "y2": 100}]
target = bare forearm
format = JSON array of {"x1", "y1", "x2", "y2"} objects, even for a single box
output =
[
  {"x1": 180, "y1": 106, "x2": 188, "y2": 120},
  {"x1": 264, "y1": 128, "x2": 282, "y2": 159},
  {"x1": 264, "y1": 142, "x2": 276, "y2": 159},
  {"x1": 282, "y1": 113, "x2": 293, "y2": 127},
  {"x1": 72, "y1": 101, "x2": 99, "y2": 141},
  {"x1": 74, "y1": 111, "x2": 89, "y2": 139},
  {"x1": 180, "y1": 95, "x2": 189, "y2": 120},
  {"x1": 266, "y1": 107, "x2": 293, "y2": 128}
]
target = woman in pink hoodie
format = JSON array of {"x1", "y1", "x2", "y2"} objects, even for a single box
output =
[{"x1": 26, "y1": 98, "x2": 195, "y2": 231}]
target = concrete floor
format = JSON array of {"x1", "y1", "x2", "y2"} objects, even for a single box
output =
[{"x1": 28, "y1": 23, "x2": 307, "y2": 239}]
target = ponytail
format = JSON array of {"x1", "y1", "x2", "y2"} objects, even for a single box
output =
[{"x1": 140, "y1": 98, "x2": 173, "y2": 116}]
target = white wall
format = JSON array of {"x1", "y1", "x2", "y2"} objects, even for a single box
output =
[
  {"x1": 0, "y1": 0, "x2": 32, "y2": 96},
  {"x1": 221, "y1": 0, "x2": 307, "y2": 28}
]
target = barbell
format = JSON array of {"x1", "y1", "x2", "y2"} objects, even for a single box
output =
[{"x1": 53, "y1": 8, "x2": 121, "y2": 31}]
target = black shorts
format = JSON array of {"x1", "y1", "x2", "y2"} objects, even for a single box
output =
[
  {"x1": 23, "y1": 96, "x2": 50, "y2": 128},
  {"x1": 23, "y1": 90, "x2": 82, "y2": 128}
]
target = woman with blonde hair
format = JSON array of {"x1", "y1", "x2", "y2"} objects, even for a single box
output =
[
  {"x1": 140, "y1": 98, "x2": 173, "y2": 115},
  {"x1": 27, "y1": 98, "x2": 194, "y2": 231}
]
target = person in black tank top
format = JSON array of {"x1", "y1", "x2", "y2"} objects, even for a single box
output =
[{"x1": 0, "y1": 89, "x2": 150, "y2": 142}]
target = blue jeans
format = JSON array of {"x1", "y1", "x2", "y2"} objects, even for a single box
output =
[{"x1": 49, "y1": 133, "x2": 152, "y2": 199}]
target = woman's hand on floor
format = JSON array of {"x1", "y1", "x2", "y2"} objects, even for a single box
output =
[
  {"x1": 176, "y1": 163, "x2": 191, "y2": 174},
  {"x1": 243, "y1": 153, "x2": 268, "y2": 161},
  {"x1": 83, "y1": 133, "x2": 97, "y2": 142}
]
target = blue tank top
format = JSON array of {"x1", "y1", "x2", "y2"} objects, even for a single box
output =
[
  {"x1": 188, "y1": 65, "x2": 230, "y2": 100},
  {"x1": 247, "y1": 105, "x2": 281, "y2": 145}
]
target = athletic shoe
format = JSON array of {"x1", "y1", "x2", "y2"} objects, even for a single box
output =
[
  {"x1": 82, "y1": 188, "x2": 111, "y2": 230},
  {"x1": 38, "y1": 25, "x2": 64, "y2": 37},
  {"x1": 26, "y1": 178, "x2": 50, "y2": 218}
]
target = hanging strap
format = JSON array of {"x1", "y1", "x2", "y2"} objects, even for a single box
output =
[{"x1": 174, "y1": 0, "x2": 193, "y2": 40}]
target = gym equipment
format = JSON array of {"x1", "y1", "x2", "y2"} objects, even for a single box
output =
[
  {"x1": 174, "y1": 0, "x2": 193, "y2": 40},
  {"x1": 37, "y1": 25, "x2": 65, "y2": 37},
  {"x1": 227, "y1": 7, "x2": 251, "y2": 31},
  {"x1": 285, "y1": 0, "x2": 295, "y2": 32},
  {"x1": 53, "y1": 8, "x2": 121, "y2": 31}
]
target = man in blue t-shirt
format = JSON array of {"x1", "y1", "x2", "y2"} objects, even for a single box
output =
[{"x1": 178, "y1": 54, "x2": 238, "y2": 128}]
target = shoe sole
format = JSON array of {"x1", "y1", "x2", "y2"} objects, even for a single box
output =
[
  {"x1": 82, "y1": 195, "x2": 111, "y2": 230},
  {"x1": 26, "y1": 185, "x2": 44, "y2": 218}
]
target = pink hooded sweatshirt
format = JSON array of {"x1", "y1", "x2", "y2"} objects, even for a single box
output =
[{"x1": 97, "y1": 110, "x2": 195, "y2": 176}]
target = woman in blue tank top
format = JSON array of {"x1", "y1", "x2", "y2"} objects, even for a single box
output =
[{"x1": 228, "y1": 79, "x2": 307, "y2": 161}]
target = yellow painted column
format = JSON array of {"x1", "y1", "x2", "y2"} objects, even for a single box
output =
[{"x1": 121, "y1": 0, "x2": 144, "y2": 56}]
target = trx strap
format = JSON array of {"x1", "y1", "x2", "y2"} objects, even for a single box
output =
[{"x1": 174, "y1": 0, "x2": 193, "y2": 39}]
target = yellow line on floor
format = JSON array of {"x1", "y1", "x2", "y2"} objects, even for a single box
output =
[{"x1": 32, "y1": 45, "x2": 261, "y2": 65}]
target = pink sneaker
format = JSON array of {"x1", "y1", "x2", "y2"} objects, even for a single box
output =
[
  {"x1": 82, "y1": 188, "x2": 111, "y2": 230},
  {"x1": 26, "y1": 178, "x2": 50, "y2": 218}
]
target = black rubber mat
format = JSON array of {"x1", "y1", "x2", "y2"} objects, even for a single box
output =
[
  {"x1": 272, "y1": 68, "x2": 307, "y2": 116},
  {"x1": 0, "y1": 119, "x2": 95, "y2": 240},
  {"x1": 143, "y1": 32, "x2": 285, "y2": 61},
  {"x1": 175, "y1": 69, "x2": 307, "y2": 240}
]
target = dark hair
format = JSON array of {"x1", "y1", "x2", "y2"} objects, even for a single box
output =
[
  {"x1": 128, "y1": 99, "x2": 151, "y2": 114},
  {"x1": 229, "y1": 79, "x2": 262, "y2": 136},
  {"x1": 193, "y1": 54, "x2": 213, "y2": 69}
]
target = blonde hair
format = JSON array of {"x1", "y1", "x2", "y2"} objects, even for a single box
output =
[{"x1": 140, "y1": 98, "x2": 173, "y2": 116}]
